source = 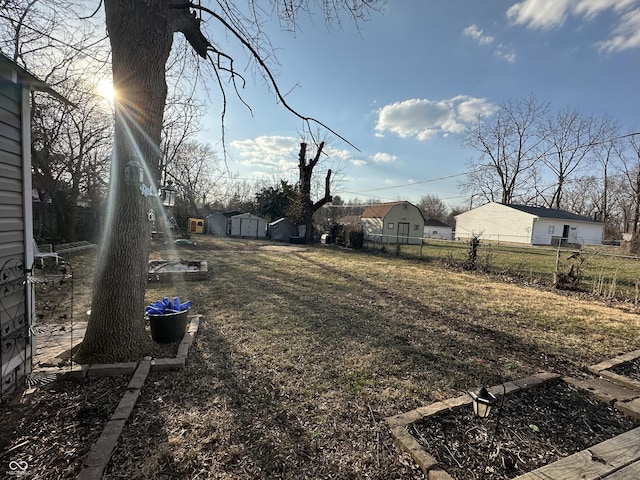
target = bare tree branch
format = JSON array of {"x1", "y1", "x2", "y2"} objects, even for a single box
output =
[{"x1": 170, "y1": 2, "x2": 360, "y2": 151}]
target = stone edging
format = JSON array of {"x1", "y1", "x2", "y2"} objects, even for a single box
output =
[
  {"x1": 76, "y1": 315, "x2": 201, "y2": 480},
  {"x1": 385, "y1": 371, "x2": 562, "y2": 479},
  {"x1": 387, "y1": 352, "x2": 640, "y2": 480}
]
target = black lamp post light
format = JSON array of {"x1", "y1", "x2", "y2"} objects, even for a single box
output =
[
  {"x1": 469, "y1": 385, "x2": 498, "y2": 418},
  {"x1": 469, "y1": 383, "x2": 507, "y2": 480},
  {"x1": 160, "y1": 179, "x2": 177, "y2": 207}
]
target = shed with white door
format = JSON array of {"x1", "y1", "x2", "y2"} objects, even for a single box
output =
[{"x1": 230, "y1": 213, "x2": 267, "y2": 238}]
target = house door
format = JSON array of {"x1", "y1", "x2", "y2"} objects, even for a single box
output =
[
  {"x1": 562, "y1": 225, "x2": 570, "y2": 244},
  {"x1": 397, "y1": 222, "x2": 410, "y2": 244}
]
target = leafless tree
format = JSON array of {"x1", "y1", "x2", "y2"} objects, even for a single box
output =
[
  {"x1": 416, "y1": 194, "x2": 448, "y2": 221},
  {"x1": 462, "y1": 94, "x2": 549, "y2": 205},
  {"x1": 2, "y1": 0, "x2": 113, "y2": 243},
  {"x1": 591, "y1": 124, "x2": 623, "y2": 224},
  {"x1": 540, "y1": 109, "x2": 612, "y2": 209},
  {"x1": 618, "y1": 133, "x2": 640, "y2": 234},
  {"x1": 76, "y1": 0, "x2": 381, "y2": 362},
  {"x1": 297, "y1": 142, "x2": 332, "y2": 241},
  {"x1": 30, "y1": 77, "x2": 113, "y2": 240},
  {"x1": 167, "y1": 140, "x2": 222, "y2": 216}
]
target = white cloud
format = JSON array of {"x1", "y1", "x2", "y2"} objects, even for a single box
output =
[
  {"x1": 598, "y1": 8, "x2": 640, "y2": 52},
  {"x1": 507, "y1": 0, "x2": 572, "y2": 29},
  {"x1": 507, "y1": 0, "x2": 640, "y2": 52},
  {"x1": 328, "y1": 148, "x2": 352, "y2": 161},
  {"x1": 574, "y1": 0, "x2": 636, "y2": 19},
  {"x1": 463, "y1": 24, "x2": 494, "y2": 45},
  {"x1": 495, "y1": 44, "x2": 517, "y2": 63},
  {"x1": 231, "y1": 135, "x2": 300, "y2": 171},
  {"x1": 352, "y1": 159, "x2": 367, "y2": 166},
  {"x1": 231, "y1": 136, "x2": 361, "y2": 176},
  {"x1": 375, "y1": 96, "x2": 496, "y2": 141},
  {"x1": 371, "y1": 152, "x2": 397, "y2": 163}
]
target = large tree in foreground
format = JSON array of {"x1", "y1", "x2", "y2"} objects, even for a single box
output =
[{"x1": 77, "y1": 0, "x2": 379, "y2": 362}]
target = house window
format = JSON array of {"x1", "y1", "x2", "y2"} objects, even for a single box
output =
[
  {"x1": 548, "y1": 225, "x2": 555, "y2": 234},
  {"x1": 387, "y1": 222, "x2": 394, "y2": 230},
  {"x1": 432, "y1": 230, "x2": 438, "y2": 234},
  {"x1": 414, "y1": 224, "x2": 420, "y2": 231},
  {"x1": 402, "y1": 203, "x2": 408, "y2": 210}
]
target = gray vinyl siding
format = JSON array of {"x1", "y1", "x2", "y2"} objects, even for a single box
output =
[
  {"x1": 0, "y1": 78, "x2": 28, "y2": 398},
  {"x1": 0, "y1": 82, "x2": 24, "y2": 262}
]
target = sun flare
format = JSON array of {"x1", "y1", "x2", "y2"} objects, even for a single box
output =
[{"x1": 96, "y1": 79, "x2": 116, "y2": 102}]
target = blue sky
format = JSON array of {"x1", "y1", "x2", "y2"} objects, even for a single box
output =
[{"x1": 197, "y1": 1, "x2": 640, "y2": 208}]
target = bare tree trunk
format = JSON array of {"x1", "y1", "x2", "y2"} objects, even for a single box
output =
[
  {"x1": 77, "y1": 0, "x2": 174, "y2": 362},
  {"x1": 298, "y1": 142, "x2": 332, "y2": 242},
  {"x1": 634, "y1": 171, "x2": 640, "y2": 234}
]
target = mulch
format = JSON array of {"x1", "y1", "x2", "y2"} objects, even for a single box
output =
[
  {"x1": 0, "y1": 375, "x2": 129, "y2": 478},
  {"x1": 609, "y1": 358, "x2": 640, "y2": 381},
  {"x1": 410, "y1": 378, "x2": 640, "y2": 480}
]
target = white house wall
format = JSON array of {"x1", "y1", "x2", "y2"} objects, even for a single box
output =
[
  {"x1": 0, "y1": 67, "x2": 32, "y2": 399},
  {"x1": 455, "y1": 203, "x2": 535, "y2": 244},
  {"x1": 423, "y1": 226, "x2": 453, "y2": 240},
  {"x1": 456, "y1": 203, "x2": 605, "y2": 246},
  {"x1": 576, "y1": 223, "x2": 605, "y2": 245},
  {"x1": 532, "y1": 219, "x2": 603, "y2": 245}
]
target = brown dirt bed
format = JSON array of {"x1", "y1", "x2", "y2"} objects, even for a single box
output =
[
  {"x1": 0, "y1": 375, "x2": 129, "y2": 478},
  {"x1": 410, "y1": 378, "x2": 640, "y2": 479}
]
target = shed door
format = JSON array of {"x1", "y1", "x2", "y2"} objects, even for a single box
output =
[
  {"x1": 397, "y1": 222, "x2": 410, "y2": 244},
  {"x1": 241, "y1": 219, "x2": 258, "y2": 237}
]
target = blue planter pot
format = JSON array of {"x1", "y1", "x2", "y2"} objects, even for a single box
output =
[{"x1": 149, "y1": 310, "x2": 188, "y2": 343}]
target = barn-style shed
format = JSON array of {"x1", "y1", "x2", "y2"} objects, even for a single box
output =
[
  {"x1": 360, "y1": 201, "x2": 425, "y2": 245},
  {"x1": 455, "y1": 202, "x2": 605, "y2": 246},
  {"x1": 0, "y1": 54, "x2": 67, "y2": 399}
]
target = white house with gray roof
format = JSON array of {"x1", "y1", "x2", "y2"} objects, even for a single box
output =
[{"x1": 454, "y1": 202, "x2": 605, "y2": 246}]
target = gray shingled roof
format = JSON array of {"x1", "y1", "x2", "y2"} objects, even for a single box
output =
[
  {"x1": 507, "y1": 204, "x2": 601, "y2": 223},
  {"x1": 424, "y1": 218, "x2": 452, "y2": 227}
]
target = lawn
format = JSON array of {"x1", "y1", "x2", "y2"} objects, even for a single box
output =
[
  {"x1": 7, "y1": 236, "x2": 640, "y2": 479},
  {"x1": 105, "y1": 237, "x2": 640, "y2": 478},
  {"x1": 367, "y1": 238, "x2": 640, "y2": 301}
]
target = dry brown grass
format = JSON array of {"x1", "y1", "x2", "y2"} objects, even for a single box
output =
[{"x1": 84, "y1": 236, "x2": 640, "y2": 479}]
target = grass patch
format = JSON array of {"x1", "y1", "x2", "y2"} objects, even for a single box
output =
[
  {"x1": 41, "y1": 237, "x2": 640, "y2": 478},
  {"x1": 366, "y1": 239, "x2": 640, "y2": 300}
]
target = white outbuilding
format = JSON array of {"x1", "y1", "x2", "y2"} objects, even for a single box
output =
[
  {"x1": 455, "y1": 202, "x2": 605, "y2": 246},
  {"x1": 360, "y1": 201, "x2": 425, "y2": 245},
  {"x1": 230, "y1": 213, "x2": 267, "y2": 238},
  {"x1": 423, "y1": 219, "x2": 454, "y2": 240}
]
